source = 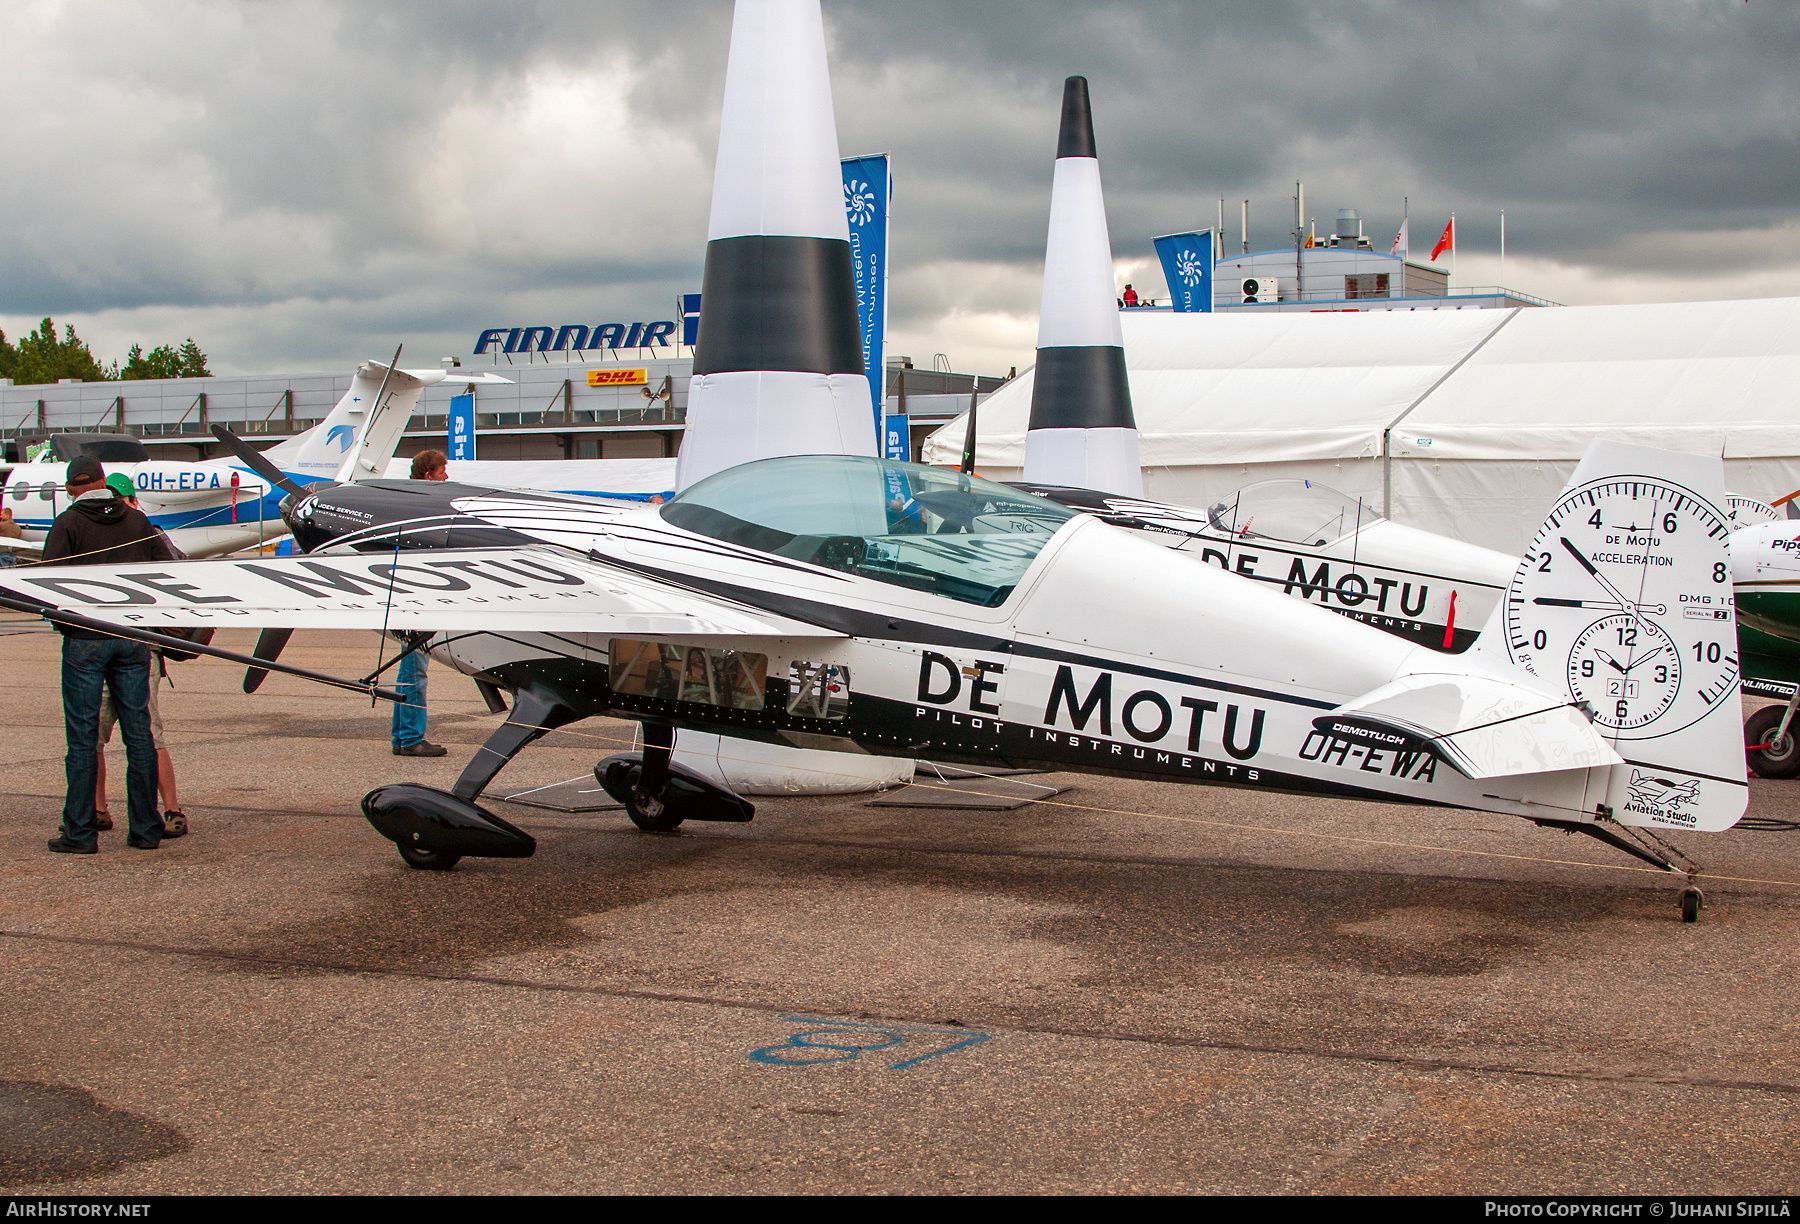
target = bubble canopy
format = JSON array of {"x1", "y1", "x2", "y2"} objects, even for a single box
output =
[
  {"x1": 1207, "y1": 480, "x2": 1383, "y2": 547},
  {"x1": 661, "y1": 455, "x2": 1079, "y2": 606}
]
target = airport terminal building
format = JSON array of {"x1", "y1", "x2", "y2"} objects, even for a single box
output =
[{"x1": 0, "y1": 331, "x2": 1006, "y2": 467}]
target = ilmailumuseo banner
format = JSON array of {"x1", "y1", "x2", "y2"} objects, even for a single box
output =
[
  {"x1": 448, "y1": 393, "x2": 475, "y2": 461},
  {"x1": 842, "y1": 153, "x2": 893, "y2": 453},
  {"x1": 1153, "y1": 229, "x2": 1215, "y2": 313}
]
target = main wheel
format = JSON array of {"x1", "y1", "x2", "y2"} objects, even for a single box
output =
[
  {"x1": 1681, "y1": 887, "x2": 1703, "y2": 923},
  {"x1": 600, "y1": 758, "x2": 686, "y2": 832},
  {"x1": 1745, "y1": 706, "x2": 1800, "y2": 779},
  {"x1": 625, "y1": 793, "x2": 685, "y2": 833},
  {"x1": 397, "y1": 843, "x2": 462, "y2": 871}
]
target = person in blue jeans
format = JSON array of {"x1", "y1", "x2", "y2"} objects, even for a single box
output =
[
  {"x1": 390, "y1": 450, "x2": 451, "y2": 758},
  {"x1": 42, "y1": 455, "x2": 171, "y2": 854},
  {"x1": 390, "y1": 645, "x2": 444, "y2": 757},
  {"x1": 61, "y1": 638, "x2": 161, "y2": 849}
]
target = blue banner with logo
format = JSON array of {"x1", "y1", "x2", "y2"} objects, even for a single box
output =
[
  {"x1": 882, "y1": 415, "x2": 910, "y2": 462},
  {"x1": 842, "y1": 153, "x2": 892, "y2": 452},
  {"x1": 1153, "y1": 229, "x2": 1215, "y2": 313},
  {"x1": 681, "y1": 293, "x2": 702, "y2": 348},
  {"x1": 448, "y1": 393, "x2": 475, "y2": 462}
]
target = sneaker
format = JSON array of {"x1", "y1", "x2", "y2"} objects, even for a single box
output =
[
  {"x1": 393, "y1": 741, "x2": 448, "y2": 757},
  {"x1": 162, "y1": 810, "x2": 188, "y2": 839},
  {"x1": 125, "y1": 838, "x2": 161, "y2": 851},
  {"x1": 47, "y1": 836, "x2": 97, "y2": 855},
  {"x1": 94, "y1": 810, "x2": 113, "y2": 831}
]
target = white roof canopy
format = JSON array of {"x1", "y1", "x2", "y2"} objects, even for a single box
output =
[{"x1": 926, "y1": 297, "x2": 1800, "y2": 468}]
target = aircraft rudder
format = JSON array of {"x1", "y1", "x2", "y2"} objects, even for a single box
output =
[{"x1": 1481, "y1": 440, "x2": 1746, "y2": 831}]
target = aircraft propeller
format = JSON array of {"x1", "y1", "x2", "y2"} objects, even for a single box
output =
[
  {"x1": 210, "y1": 424, "x2": 309, "y2": 499},
  {"x1": 243, "y1": 628, "x2": 296, "y2": 694}
]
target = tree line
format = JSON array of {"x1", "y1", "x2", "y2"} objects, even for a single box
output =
[{"x1": 0, "y1": 318, "x2": 211, "y2": 386}]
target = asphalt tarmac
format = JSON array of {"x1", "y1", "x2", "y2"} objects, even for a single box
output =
[{"x1": 2, "y1": 622, "x2": 1797, "y2": 1194}]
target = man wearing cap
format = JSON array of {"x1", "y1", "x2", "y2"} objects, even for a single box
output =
[{"x1": 42, "y1": 456, "x2": 173, "y2": 854}]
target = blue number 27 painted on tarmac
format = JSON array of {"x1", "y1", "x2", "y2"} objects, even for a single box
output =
[{"x1": 750, "y1": 1017, "x2": 992, "y2": 1071}]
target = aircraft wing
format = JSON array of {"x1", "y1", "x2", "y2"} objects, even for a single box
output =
[
  {"x1": 0, "y1": 545, "x2": 843, "y2": 640},
  {"x1": 1324, "y1": 671, "x2": 1624, "y2": 779}
]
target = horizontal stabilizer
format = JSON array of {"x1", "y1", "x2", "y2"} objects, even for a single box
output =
[{"x1": 1326, "y1": 671, "x2": 1622, "y2": 780}]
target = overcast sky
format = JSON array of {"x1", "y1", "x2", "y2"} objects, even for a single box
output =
[{"x1": 1, "y1": 0, "x2": 1795, "y2": 379}]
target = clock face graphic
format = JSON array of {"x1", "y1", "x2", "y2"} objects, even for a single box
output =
[
  {"x1": 1506, "y1": 475, "x2": 1738, "y2": 739},
  {"x1": 1566, "y1": 615, "x2": 1680, "y2": 729}
]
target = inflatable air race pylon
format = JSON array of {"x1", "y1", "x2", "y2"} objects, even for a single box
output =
[
  {"x1": 674, "y1": 0, "x2": 874, "y2": 491},
  {"x1": 1022, "y1": 76, "x2": 1143, "y2": 497},
  {"x1": 672, "y1": 0, "x2": 911, "y2": 797}
]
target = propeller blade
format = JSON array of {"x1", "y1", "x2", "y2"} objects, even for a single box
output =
[
  {"x1": 243, "y1": 627, "x2": 295, "y2": 694},
  {"x1": 210, "y1": 424, "x2": 307, "y2": 498},
  {"x1": 960, "y1": 381, "x2": 979, "y2": 475}
]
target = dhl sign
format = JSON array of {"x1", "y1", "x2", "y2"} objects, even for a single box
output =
[{"x1": 587, "y1": 369, "x2": 649, "y2": 387}]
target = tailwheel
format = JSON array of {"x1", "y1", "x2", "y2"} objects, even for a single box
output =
[
  {"x1": 1680, "y1": 886, "x2": 1704, "y2": 924},
  {"x1": 397, "y1": 841, "x2": 462, "y2": 871},
  {"x1": 1745, "y1": 706, "x2": 1800, "y2": 779}
]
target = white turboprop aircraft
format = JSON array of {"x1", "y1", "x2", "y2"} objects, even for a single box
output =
[
  {"x1": 0, "y1": 439, "x2": 1747, "y2": 921},
  {"x1": 6, "y1": 360, "x2": 680, "y2": 559},
  {"x1": 3, "y1": 363, "x2": 511, "y2": 557}
]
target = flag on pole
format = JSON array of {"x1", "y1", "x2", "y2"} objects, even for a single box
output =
[
  {"x1": 1429, "y1": 217, "x2": 1455, "y2": 262},
  {"x1": 1391, "y1": 218, "x2": 1409, "y2": 257}
]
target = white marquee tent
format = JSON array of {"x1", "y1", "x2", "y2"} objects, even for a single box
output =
[{"x1": 923, "y1": 297, "x2": 1800, "y2": 554}]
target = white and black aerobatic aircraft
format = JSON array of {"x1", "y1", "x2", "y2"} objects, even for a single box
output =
[{"x1": 0, "y1": 438, "x2": 1746, "y2": 920}]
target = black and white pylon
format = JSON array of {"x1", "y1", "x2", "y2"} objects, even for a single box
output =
[
  {"x1": 675, "y1": 0, "x2": 874, "y2": 491},
  {"x1": 1022, "y1": 76, "x2": 1143, "y2": 497}
]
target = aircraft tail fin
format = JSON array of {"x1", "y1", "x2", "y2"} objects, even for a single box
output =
[
  {"x1": 262, "y1": 362, "x2": 453, "y2": 483},
  {"x1": 331, "y1": 363, "x2": 443, "y2": 483},
  {"x1": 1473, "y1": 440, "x2": 1746, "y2": 832}
]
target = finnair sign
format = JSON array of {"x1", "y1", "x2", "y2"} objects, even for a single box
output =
[{"x1": 474, "y1": 322, "x2": 678, "y2": 355}]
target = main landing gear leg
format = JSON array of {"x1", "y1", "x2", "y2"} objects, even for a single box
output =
[
  {"x1": 452, "y1": 691, "x2": 581, "y2": 803},
  {"x1": 362, "y1": 690, "x2": 577, "y2": 871}
]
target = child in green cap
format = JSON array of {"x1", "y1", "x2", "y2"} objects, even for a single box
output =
[{"x1": 93, "y1": 469, "x2": 189, "y2": 839}]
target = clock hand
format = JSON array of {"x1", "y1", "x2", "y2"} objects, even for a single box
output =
[
  {"x1": 1622, "y1": 645, "x2": 1666, "y2": 673},
  {"x1": 1534, "y1": 596, "x2": 1667, "y2": 613},
  {"x1": 1535, "y1": 597, "x2": 1624, "y2": 611},
  {"x1": 1593, "y1": 648, "x2": 1629, "y2": 675},
  {"x1": 1557, "y1": 537, "x2": 1667, "y2": 618}
]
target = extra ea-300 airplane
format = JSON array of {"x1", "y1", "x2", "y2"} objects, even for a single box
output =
[{"x1": 0, "y1": 438, "x2": 1747, "y2": 921}]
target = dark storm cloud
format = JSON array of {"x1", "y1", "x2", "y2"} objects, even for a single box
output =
[
  {"x1": 1, "y1": 0, "x2": 1794, "y2": 371},
  {"x1": 826, "y1": 0, "x2": 1800, "y2": 269}
]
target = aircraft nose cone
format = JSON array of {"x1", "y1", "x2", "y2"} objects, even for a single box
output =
[
  {"x1": 279, "y1": 481, "x2": 338, "y2": 544},
  {"x1": 278, "y1": 490, "x2": 308, "y2": 531}
]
